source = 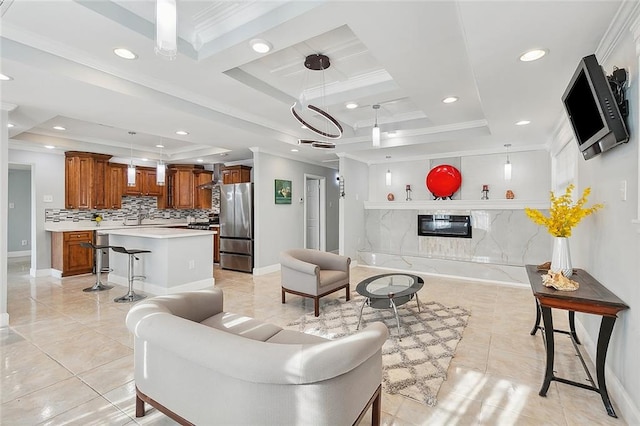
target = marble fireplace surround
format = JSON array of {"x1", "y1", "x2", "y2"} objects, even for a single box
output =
[{"x1": 359, "y1": 200, "x2": 551, "y2": 285}]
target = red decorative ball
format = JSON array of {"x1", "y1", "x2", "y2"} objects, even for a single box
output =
[{"x1": 426, "y1": 165, "x2": 462, "y2": 198}]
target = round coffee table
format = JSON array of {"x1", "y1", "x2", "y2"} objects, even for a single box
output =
[{"x1": 356, "y1": 273, "x2": 424, "y2": 337}]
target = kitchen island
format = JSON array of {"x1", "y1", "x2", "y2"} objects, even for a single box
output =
[{"x1": 99, "y1": 227, "x2": 216, "y2": 295}]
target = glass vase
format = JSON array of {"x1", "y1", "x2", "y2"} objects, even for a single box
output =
[{"x1": 551, "y1": 237, "x2": 573, "y2": 277}]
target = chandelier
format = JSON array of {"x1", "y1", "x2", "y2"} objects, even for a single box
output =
[{"x1": 291, "y1": 54, "x2": 343, "y2": 149}]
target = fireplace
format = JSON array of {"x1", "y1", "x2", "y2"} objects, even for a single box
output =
[{"x1": 417, "y1": 214, "x2": 472, "y2": 238}]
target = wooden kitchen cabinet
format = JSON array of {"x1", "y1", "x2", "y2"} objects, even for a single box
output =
[
  {"x1": 51, "y1": 230, "x2": 94, "y2": 276},
  {"x1": 194, "y1": 170, "x2": 213, "y2": 209},
  {"x1": 124, "y1": 167, "x2": 162, "y2": 196},
  {"x1": 213, "y1": 228, "x2": 220, "y2": 263},
  {"x1": 164, "y1": 165, "x2": 209, "y2": 209},
  {"x1": 65, "y1": 152, "x2": 112, "y2": 209},
  {"x1": 107, "y1": 163, "x2": 126, "y2": 209},
  {"x1": 221, "y1": 165, "x2": 251, "y2": 184}
]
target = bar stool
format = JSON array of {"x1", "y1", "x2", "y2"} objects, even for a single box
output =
[
  {"x1": 111, "y1": 246, "x2": 150, "y2": 303},
  {"x1": 79, "y1": 242, "x2": 114, "y2": 292}
]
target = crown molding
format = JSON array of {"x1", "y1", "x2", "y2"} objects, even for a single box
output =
[{"x1": 597, "y1": 0, "x2": 640, "y2": 62}]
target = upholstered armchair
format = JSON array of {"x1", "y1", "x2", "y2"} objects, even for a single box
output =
[
  {"x1": 280, "y1": 248, "x2": 351, "y2": 316},
  {"x1": 126, "y1": 288, "x2": 388, "y2": 426}
]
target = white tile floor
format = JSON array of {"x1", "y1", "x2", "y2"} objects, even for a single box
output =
[{"x1": 1, "y1": 257, "x2": 628, "y2": 425}]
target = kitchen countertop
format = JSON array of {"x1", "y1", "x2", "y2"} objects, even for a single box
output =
[
  {"x1": 44, "y1": 221, "x2": 219, "y2": 232},
  {"x1": 100, "y1": 227, "x2": 216, "y2": 239}
]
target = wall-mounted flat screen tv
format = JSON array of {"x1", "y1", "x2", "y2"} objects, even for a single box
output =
[{"x1": 562, "y1": 54, "x2": 628, "y2": 160}]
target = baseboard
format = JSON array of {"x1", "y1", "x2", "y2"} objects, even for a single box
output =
[
  {"x1": 30, "y1": 268, "x2": 52, "y2": 278},
  {"x1": 574, "y1": 319, "x2": 640, "y2": 424},
  {"x1": 50, "y1": 269, "x2": 62, "y2": 279},
  {"x1": 0, "y1": 312, "x2": 9, "y2": 328},
  {"x1": 253, "y1": 263, "x2": 280, "y2": 276},
  {"x1": 108, "y1": 274, "x2": 215, "y2": 296},
  {"x1": 8, "y1": 250, "x2": 30, "y2": 258}
]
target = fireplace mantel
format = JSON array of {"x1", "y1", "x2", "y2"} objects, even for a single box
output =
[{"x1": 364, "y1": 200, "x2": 549, "y2": 210}]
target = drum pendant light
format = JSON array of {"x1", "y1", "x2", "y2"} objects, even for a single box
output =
[{"x1": 127, "y1": 131, "x2": 136, "y2": 187}]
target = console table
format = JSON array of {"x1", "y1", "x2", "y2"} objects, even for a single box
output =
[{"x1": 525, "y1": 265, "x2": 629, "y2": 417}]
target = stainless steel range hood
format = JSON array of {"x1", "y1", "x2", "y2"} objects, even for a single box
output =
[{"x1": 197, "y1": 163, "x2": 222, "y2": 189}]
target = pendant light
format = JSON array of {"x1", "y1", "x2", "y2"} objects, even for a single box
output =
[
  {"x1": 504, "y1": 143, "x2": 512, "y2": 181},
  {"x1": 292, "y1": 54, "x2": 343, "y2": 149},
  {"x1": 155, "y1": 0, "x2": 177, "y2": 60},
  {"x1": 156, "y1": 143, "x2": 166, "y2": 186},
  {"x1": 385, "y1": 155, "x2": 392, "y2": 186},
  {"x1": 127, "y1": 131, "x2": 136, "y2": 187},
  {"x1": 372, "y1": 104, "x2": 380, "y2": 147}
]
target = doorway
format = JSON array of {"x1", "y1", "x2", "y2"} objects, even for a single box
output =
[{"x1": 304, "y1": 174, "x2": 325, "y2": 251}]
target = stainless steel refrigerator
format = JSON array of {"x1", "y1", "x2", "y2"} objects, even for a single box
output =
[{"x1": 220, "y1": 183, "x2": 253, "y2": 272}]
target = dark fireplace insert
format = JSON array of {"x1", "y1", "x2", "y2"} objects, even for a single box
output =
[{"x1": 417, "y1": 214, "x2": 472, "y2": 238}]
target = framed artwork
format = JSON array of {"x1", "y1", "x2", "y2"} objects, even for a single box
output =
[{"x1": 275, "y1": 179, "x2": 292, "y2": 204}]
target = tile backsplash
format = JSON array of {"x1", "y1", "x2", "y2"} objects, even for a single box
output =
[{"x1": 46, "y1": 194, "x2": 219, "y2": 222}]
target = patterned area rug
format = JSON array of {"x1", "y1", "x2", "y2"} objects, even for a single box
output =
[{"x1": 286, "y1": 296, "x2": 470, "y2": 406}]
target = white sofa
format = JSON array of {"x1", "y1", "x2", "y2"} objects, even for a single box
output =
[{"x1": 126, "y1": 288, "x2": 389, "y2": 425}]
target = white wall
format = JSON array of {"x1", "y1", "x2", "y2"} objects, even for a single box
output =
[
  {"x1": 369, "y1": 150, "x2": 551, "y2": 202},
  {"x1": 253, "y1": 150, "x2": 339, "y2": 270},
  {"x1": 549, "y1": 24, "x2": 639, "y2": 423},
  {"x1": 339, "y1": 156, "x2": 369, "y2": 259},
  {"x1": 8, "y1": 149, "x2": 65, "y2": 275}
]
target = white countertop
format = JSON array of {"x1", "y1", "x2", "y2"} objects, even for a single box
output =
[
  {"x1": 44, "y1": 221, "x2": 220, "y2": 232},
  {"x1": 100, "y1": 227, "x2": 216, "y2": 239}
]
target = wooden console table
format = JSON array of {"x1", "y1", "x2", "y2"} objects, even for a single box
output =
[{"x1": 525, "y1": 265, "x2": 629, "y2": 418}]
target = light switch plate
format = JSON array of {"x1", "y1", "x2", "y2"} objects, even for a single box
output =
[{"x1": 43, "y1": 195, "x2": 53, "y2": 203}]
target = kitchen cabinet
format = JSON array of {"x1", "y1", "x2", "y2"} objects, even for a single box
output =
[
  {"x1": 51, "y1": 230, "x2": 94, "y2": 276},
  {"x1": 124, "y1": 167, "x2": 162, "y2": 196},
  {"x1": 107, "y1": 163, "x2": 126, "y2": 209},
  {"x1": 213, "y1": 227, "x2": 220, "y2": 263},
  {"x1": 65, "y1": 152, "x2": 112, "y2": 209},
  {"x1": 165, "y1": 165, "x2": 209, "y2": 209},
  {"x1": 194, "y1": 170, "x2": 213, "y2": 209},
  {"x1": 221, "y1": 165, "x2": 251, "y2": 184}
]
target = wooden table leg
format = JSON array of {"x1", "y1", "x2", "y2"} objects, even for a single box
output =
[
  {"x1": 597, "y1": 316, "x2": 618, "y2": 418},
  {"x1": 539, "y1": 305, "x2": 555, "y2": 396}
]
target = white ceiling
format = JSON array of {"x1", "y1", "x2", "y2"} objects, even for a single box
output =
[{"x1": 0, "y1": 0, "x2": 624, "y2": 168}]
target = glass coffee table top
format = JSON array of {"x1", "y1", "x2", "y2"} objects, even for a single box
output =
[{"x1": 356, "y1": 273, "x2": 424, "y2": 337}]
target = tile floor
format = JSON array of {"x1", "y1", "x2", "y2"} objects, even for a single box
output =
[{"x1": 1, "y1": 257, "x2": 628, "y2": 425}]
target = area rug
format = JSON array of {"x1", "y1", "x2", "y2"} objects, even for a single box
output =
[{"x1": 286, "y1": 296, "x2": 470, "y2": 406}]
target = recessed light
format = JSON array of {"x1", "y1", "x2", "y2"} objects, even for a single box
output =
[
  {"x1": 113, "y1": 48, "x2": 138, "y2": 60},
  {"x1": 519, "y1": 49, "x2": 547, "y2": 62},
  {"x1": 175, "y1": 130, "x2": 189, "y2": 136},
  {"x1": 387, "y1": 131, "x2": 397, "y2": 137},
  {"x1": 345, "y1": 102, "x2": 358, "y2": 109},
  {"x1": 291, "y1": 148, "x2": 299, "y2": 152},
  {"x1": 156, "y1": 144, "x2": 165, "y2": 148},
  {"x1": 0, "y1": 73, "x2": 13, "y2": 81},
  {"x1": 196, "y1": 158, "x2": 204, "y2": 163},
  {"x1": 142, "y1": 158, "x2": 149, "y2": 162},
  {"x1": 219, "y1": 153, "x2": 228, "y2": 157},
  {"x1": 45, "y1": 145, "x2": 55, "y2": 149},
  {"x1": 53, "y1": 126, "x2": 66, "y2": 131},
  {"x1": 516, "y1": 120, "x2": 531, "y2": 126},
  {"x1": 7, "y1": 123, "x2": 14, "y2": 128},
  {"x1": 250, "y1": 39, "x2": 272, "y2": 53},
  {"x1": 442, "y1": 96, "x2": 458, "y2": 104}
]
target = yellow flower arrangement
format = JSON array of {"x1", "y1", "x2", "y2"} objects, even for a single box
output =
[{"x1": 525, "y1": 184, "x2": 603, "y2": 237}]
